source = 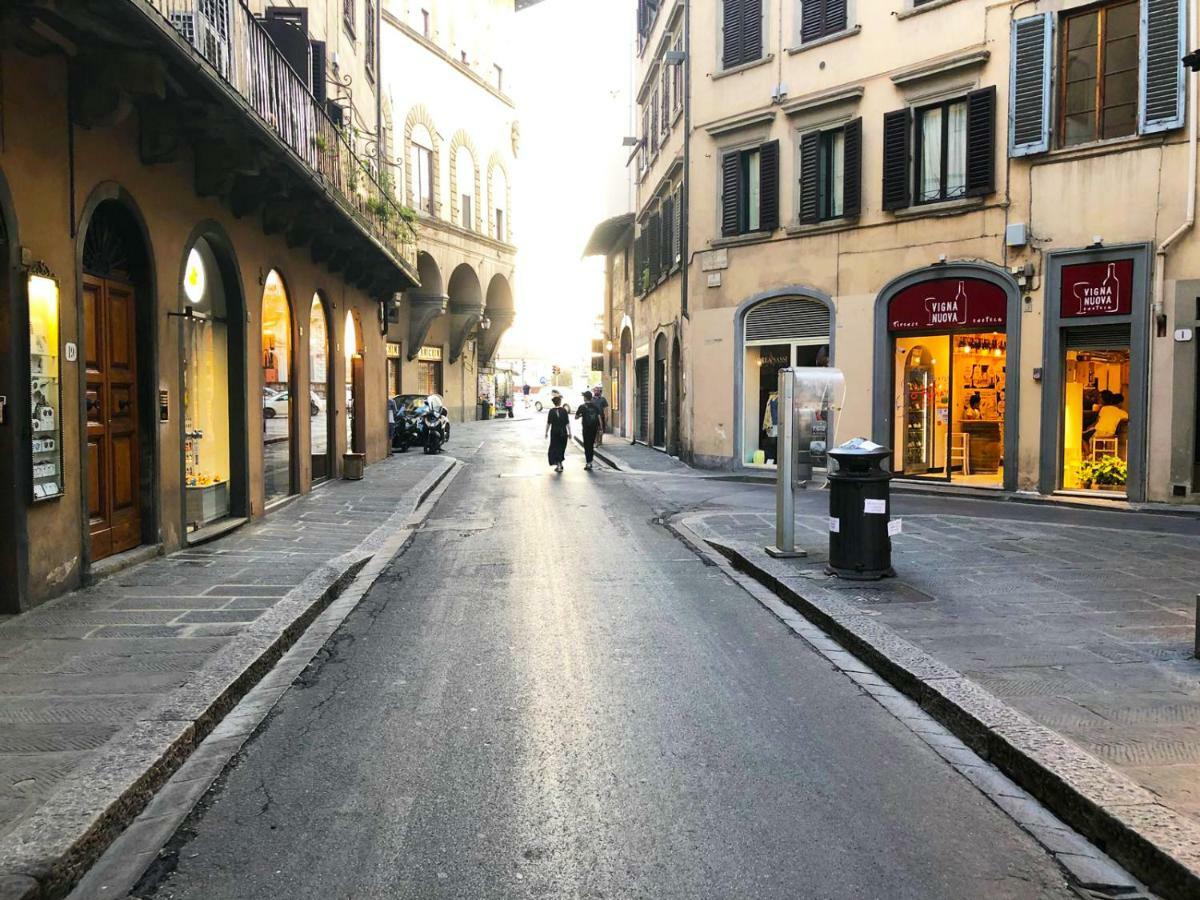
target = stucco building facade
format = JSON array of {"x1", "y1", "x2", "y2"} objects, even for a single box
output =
[
  {"x1": 380, "y1": 0, "x2": 519, "y2": 422},
  {"x1": 616, "y1": 0, "x2": 1199, "y2": 505}
]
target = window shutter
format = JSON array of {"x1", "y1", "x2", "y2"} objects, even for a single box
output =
[
  {"x1": 722, "y1": 0, "x2": 743, "y2": 69},
  {"x1": 633, "y1": 231, "x2": 643, "y2": 295},
  {"x1": 798, "y1": 131, "x2": 820, "y2": 224},
  {"x1": 649, "y1": 213, "x2": 661, "y2": 284},
  {"x1": 842, "y1": 117, "x2": 862, "y2": 219},
  {"x1": 672, "y1": 189, "x2": 682, "y2": 264},
  {"x1": 661, "y1": 197, "x2": 673, "y2": 272},
  {"x1": 310, "y1": 40, "x2": 327, "y2": 104},
  {"x1": 1140, "y1": 0, "x2": 1187, "y2": 134},
  {"x1": 1009, "y1": 13, "x2": 1053, "y2": 156},
  {"x1": 965, "y1": 86, "x2": 996, "y2": 197},
  {"x1": 881, "y1": 108, "x2": 911, "y2": 211},
  {"x1": 800, "y1": 0, "x2": 825, "y2": 44},
  {"x1": 739, "y1": 0, "x2": 762, "y2": 65},
  {"x1": 759, "y1": 139, "x2": 779, "y2": 231},
  {"x1": 825, "y1": 0, "x2": 847, "y2": 34},
  {"x1": 721, "y1": 151, "x2": 742, "y2": 236}
]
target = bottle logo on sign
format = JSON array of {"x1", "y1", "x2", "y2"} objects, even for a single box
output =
[
  {"x1": 923, "y1": 281, "x2": 970, "y2": 326},
  {"x1": 1072, "y1": 263, "x2": 1120, "y2": 315}
]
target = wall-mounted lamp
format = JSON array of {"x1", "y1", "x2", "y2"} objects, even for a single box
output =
[
  {"x1": 605, "y1": 339, "x2": 614, "y2": 352},
  {"x1": 479, "y1": 316, "x2": 492, "y2": 331},
  {"x1": 664, "y1": 50, "x2": 686, "y2": 65},
  {"x1": 621, "y1": 136, "x2": 640, "y2": 147},
  {"x1": 1089, "y1": 235, "x2": 1104, "y2": 248}
]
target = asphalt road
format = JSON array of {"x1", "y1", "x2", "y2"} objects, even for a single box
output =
[{"x1": 136, "y1": 420, "x2": 1080, "y2": 900}]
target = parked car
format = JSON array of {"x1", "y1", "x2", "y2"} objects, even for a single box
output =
[{"x1": 264, "y1": 389, "x2": 321, "y2": 418}]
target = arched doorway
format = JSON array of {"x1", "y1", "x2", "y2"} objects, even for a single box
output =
[
  {"x1": 0, "y1": 167, "x2": 25, "y2": 611},
  {"x1": 260, "y1": 271, "x2": 294, "y2": 505},
  {"x1": 309, "y1": 294, "x2": 333, "y2": 483},
  {"x1": 180, "y1": 229, "x2": 248, "y2": 536},
  {"x1": 619, "y1": 326, "x2": 633, "y2": 438},
  {"x1": 80, "y1": 198, "x2": 156, "y2": 561},
  {"x1": 736, "y1": 292, "x2": 833, "y2": 468},
  {"x1": 344, "y1": 310, "x2": 365, "y2": 455},
  {"x1": 653, "y1": 333, "x2": 668, "y2": 449},
  {"x1": 670, "y1": 336, "x2": 681, "y2": 456}
]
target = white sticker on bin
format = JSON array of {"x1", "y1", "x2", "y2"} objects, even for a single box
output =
[
  {"x1": 887, "y1": 518, "x2": 902, "y2": 537},
  {"x1": 864, "y1": 498, "x2": 887, "y2": 514},
  {"x1": 828, "y1": 516, "x2": 840, "y2": 533}
]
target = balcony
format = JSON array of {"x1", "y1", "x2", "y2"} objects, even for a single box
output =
[{"x1": 9, "y1": 0, "x2": 418, "y2": 293}]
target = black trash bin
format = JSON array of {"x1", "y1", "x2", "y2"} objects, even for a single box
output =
[{"x1": 827, "y1": 439, "x2": 895, "y2": 580}]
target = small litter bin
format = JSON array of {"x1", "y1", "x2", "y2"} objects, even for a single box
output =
[
  {"x1": 343, "y1": 452, "x2": 365, "y2": 481},
  {"x1": 827, "y1": 439, "x2": 894, "y2": 580}
]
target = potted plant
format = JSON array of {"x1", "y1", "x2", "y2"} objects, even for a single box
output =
[
  {"x1": 1092, "y1": 454, "x2": 1127, "y2": 491},
  {"x1": 1075, "y1": 459, "x2": 1095, "y2": 489}
]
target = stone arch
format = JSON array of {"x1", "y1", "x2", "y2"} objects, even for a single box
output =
[
  {"x1": 75, "y1": 182, "x2": 160, "y2": 562},
  {"x1": 487, "y1": 154, "x2": 511, "y2": 242},
  {"x1": 404, "y1": 104, "x2": 441, "y2": 216},
  {"x1": 0, "y1": 165, "x2": 27, "y2": 611},
  {"x1": 447, "y1": 263, "x2": 484, "y2": 363},
  {"x1": 407, "y1": 251, "x2": 447, "y2": 360},
  {"x1": 479, "y1": 273, "x2": 514, "y2": 365},
  {"x1": 447, "y1": 130, "x2": 482, "y2": 232}
]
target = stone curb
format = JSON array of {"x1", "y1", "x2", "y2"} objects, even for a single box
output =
[
  {"x1": 571, "y1": 435, "x2": 627, "y2": 472},
  {"x1": 672, "y1": 512, "x2": 1200, "y2": 900},
  {"x1": 0, "y1": 458, "x2": 456, "y2": 900}
]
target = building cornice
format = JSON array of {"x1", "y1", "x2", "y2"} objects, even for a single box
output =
[
  {"x1": 890, "y1": 47, "x2": 990, "y2": 87},
  {"x1": 780, "y1": 85, "x2": 865, "y2": 118},
  {"x1": 703, "y1": 108, "x2": 776, "y2": 138},
  {"x1": 382, "y1": 10, "x2": 516, "y2": 109}
]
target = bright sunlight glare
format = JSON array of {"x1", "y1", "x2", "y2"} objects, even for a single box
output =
[{"x1": 499, "y1": 0, "x2": 635, "y2": 362}]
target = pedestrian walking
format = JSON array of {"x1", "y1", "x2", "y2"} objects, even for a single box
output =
[
  {"x1": 592, "y1": 385, "x2": 609, "y2": 446},
  {"x1": 575, "y1": 390, "x2": 601, "y2": 471},
  {"x1": 545, "y1": 395, "x2": 570, "y2": 473}
]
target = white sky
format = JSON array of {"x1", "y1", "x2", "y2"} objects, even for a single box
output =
[{"x1": 498, "y1": 0, "x2": 635, "y2": 363}]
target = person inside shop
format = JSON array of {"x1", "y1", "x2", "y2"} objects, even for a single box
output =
[
  {"x1": 963, "y1": 391, "x2": 983, "y2": 421},
  {"x1": 575, "y1": 391, "x2": 602, "y2": 471},
  {"x1": 1084, "y1": 390, "x2": 1129, "y2": 448}
]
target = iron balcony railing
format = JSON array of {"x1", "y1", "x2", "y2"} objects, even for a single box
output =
[{"x1": 147, "y1": 0, "x2": 416, "y2": 273}]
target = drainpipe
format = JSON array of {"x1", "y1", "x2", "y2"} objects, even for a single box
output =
[
  {"x1": 680, "y1": 0, "x2": 691, "y2": 322},
  {"x1": 1150, "y1": 0, "x2": 1199, "y2": 496}
]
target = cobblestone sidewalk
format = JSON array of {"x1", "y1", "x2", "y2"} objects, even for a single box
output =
[
  {"x1": 0, "y1": 451, "x2": 448, "y2": 851},
  {"x1": 688, "y1": 510, "x2": 1200, "y2": 825},
  {"x1": 587, "y1": 435, "x2": 693, "y2": 474}
]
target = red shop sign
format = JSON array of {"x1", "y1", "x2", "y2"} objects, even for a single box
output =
[
  {"x1": 1060, "y1": 259, "x2": 1134, "y2": 318},
  {"x1": 888, "y1": 279, "x2": 1007, "y2": 332}
]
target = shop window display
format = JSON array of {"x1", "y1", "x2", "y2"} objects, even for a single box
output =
[
  {"x1": 892, "y1": 332, "x2": 1006, "y2": 485},
  {"x1": 261, "y1": 272, "x2": 293, "y2": 505},
  {"x1": 28, "y1": 269, "x2": 63, "y2": 501},
  {"x1": 182, "y1": 241, "x2": 231, "y2": 531},
  {"x1": 1061, "y1": 348, "x2": 1131, "y2": 492},
  {"x1": 743, "y1": 342, "x2": 828, "y2": 466},
  {"x1": 310, "y1": 296, "x2": 331, "y2": 482}
]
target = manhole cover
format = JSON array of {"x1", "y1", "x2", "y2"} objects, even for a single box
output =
[{"x1": 835, "y1": 582, "x2": 936, "y2": 605}]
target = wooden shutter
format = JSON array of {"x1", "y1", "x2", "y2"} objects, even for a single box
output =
[
  {"x1": 634, "y1": 230, "x2": 645, "y2": 295},
  {"x1": 1009, "y1": 13, "x2": 1053, "y2": 156},
  {"x1": 842, "y1": 117, "x2": 862, "y2": 219},
  {"x1": 672, "y1": 188, "x2": 682, "y2": 264},
  {"x1": 965, "y1": 86, "x2": 995, "y2": 197},
  {"x1": 722, "y1": 0, "x2": 743, "y2": 69},
  {"x1": 661, "y1": 197, "x2": 673, "y2": 272},
  {"x1": 1140, "y1": 0, "x2": 1186, "y2": 134},
  {"x1": 798, "y1": 131, "x2": 820, "y2": 224},
  {"x1": 800, "y1": 0, "x2": 825, "y2": 44},
  {"x1": 721, "y1": 150, "x2": 742, "y2": 236},
  {"x1": 758, "y1": 140, "x2": 779, "y2": 231},
  {"x1": 881, "y1": 108, "x2": 911, "y2": 211},
  {"x1": 739, "y1": 0, "x2": 762, "y2": 64},
  {"x1": 825, "y1": 0, "x2": 847, "y2": 34},
  {"x1": 310, "y1": 40, "x2": 327, "y2": 104},
  {"x1": 649, "y1": 213, "x2": 661, "y2": 284}
]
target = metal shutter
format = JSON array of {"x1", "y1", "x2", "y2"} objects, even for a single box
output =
[
  {"x1": 636, "y1": 357, "x2": 650, "y2": 442},
  {"x1": 745, "y1": 298, "x2": 830, "y2": 343},
  {"x1": 1065, "y1": 324, "x2": 1131, "y2": 350}
]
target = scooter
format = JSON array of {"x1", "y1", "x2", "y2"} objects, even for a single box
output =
[
  {"x1": 422, "y1": 407, "x2": 445, "y2": 454},
  {"x1": 391, "y1": 410, "x2": 420, "y2": 453}
]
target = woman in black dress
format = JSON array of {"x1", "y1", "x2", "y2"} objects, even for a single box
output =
[{"x1": 545, "y1": 395, "x2": 570, "y2": 472}]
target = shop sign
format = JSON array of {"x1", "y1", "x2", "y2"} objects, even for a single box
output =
[
  {"x1": 417, "y1": 345, "x2": 443, "y2": 362},
  {"x1": 888, "y1": 279, "x2": 1007, "y2": 332},
  {"x1": 1060, "y1": 260, "x2": 1134, "y2": 318},
  {"x1": 386, "y1": 342, "x2": 402, "y2": 359}
]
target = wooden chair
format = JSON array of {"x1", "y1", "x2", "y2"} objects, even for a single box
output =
[{"x1": 951, "y1": 432, "x2": 970, "y2": 475}]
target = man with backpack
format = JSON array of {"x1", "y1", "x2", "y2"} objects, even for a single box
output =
[
  {"x1": 592, "y1": 385, "x2": 609, "y2": 445},
  {"x1": 575, "y1": 391, "x2": 602, "y2": 471}
]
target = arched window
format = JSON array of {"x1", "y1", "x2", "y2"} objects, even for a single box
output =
[
  {"x1": 456, "y1": 146, "x2": 475, "y2": 230},
  {"x1": 410, "y1": 124, "x2": 435, "y2": 215}
]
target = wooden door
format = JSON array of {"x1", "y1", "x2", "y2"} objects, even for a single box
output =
[
  {"x1": 85, "y1": 275, "x2": 141, "y2": 561},
  {"x1": 350, "y1": 355, "x2": 366, "y2": 454}
]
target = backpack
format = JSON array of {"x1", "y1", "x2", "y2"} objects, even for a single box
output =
[{"x1": 578, "y1": 403, "x2": 600, "y2": 428}]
